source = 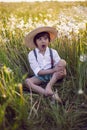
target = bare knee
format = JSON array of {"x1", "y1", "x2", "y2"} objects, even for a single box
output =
[
  {"x1": 56, "y1": 59, "x2": 67, "y2": 73},
  {"x1": 25, "y1": 78, "x2": 30, "y2": 84},
  {"x1": 24, "y1": 78, "x2": 31, "y2": 88},
  {"x1": 57, "y1": 59, "x2": 66, "y2": 67}
]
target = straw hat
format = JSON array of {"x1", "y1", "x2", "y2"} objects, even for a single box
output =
[{"x1": 24, "y1": 26, "x2": 58, "y2": 49}]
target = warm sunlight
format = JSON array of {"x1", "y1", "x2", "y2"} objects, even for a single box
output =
[
  {"x1": 0, "y1": 0, "x2": 86, "y2": 2},
  {"x1": 0, "y1": 0, "x2": 87, "y2": 129}
]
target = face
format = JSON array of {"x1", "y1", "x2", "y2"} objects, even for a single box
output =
[{"x1": 35, "y1": 35, "x2": 50, "y2": 52}]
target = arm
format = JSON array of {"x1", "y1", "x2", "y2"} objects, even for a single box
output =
[
  {"x1": 38, "y1": 59, "x2": 67, "y2": 78},
  {"x1": 28, "y1": 51, "x2": 55, "y2": 76},
  {"x1": 28, "y1": 51, "x2": 41, "y2": 76},
  {"x1": 38, "y1": 49, "x2": 61, "y2": 76},
  {"x1": 38, "y1": 68, "x2": 55, "y2": 75}
]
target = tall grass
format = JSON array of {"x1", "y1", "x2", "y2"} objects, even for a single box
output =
[{"x1": 0, "y1": 1, "x2": 87, "y2": 130}]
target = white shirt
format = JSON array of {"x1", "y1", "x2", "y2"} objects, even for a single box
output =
[{"x1": 28, "y1": 47, "x2": 61, "y2": 76}]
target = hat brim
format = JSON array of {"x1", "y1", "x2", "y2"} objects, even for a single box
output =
[{"x1": 25, "y1": 26, "x2": 58, "y2": 49}]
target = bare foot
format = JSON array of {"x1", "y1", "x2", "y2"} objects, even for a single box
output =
[
  {"x1": 45, "y1": 83, "x2": 53, "y2": 96},
  {"x1": 44, "y1": 82, "x2": 53, "y2": 96},
  {"x1": 45, "y1": 87, "x2": 53, "y2": 96},
  {"x1": 52, "y1": 92, "x2": 62, "y2": 104}
]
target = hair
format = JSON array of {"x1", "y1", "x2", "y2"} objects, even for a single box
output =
[{"x1": 33, "y1": 31, "x2": 50, "y2": 47}]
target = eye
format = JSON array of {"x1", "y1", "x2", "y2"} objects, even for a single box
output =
[{"x1": 38, "y1": 37, "x2": 42, "y2": 41}]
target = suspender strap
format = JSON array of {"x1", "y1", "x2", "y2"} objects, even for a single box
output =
[
  {"x1": 33, "y1": 49, "x2": 37, "y2": 61},
  {"x1": 33, "y1": 48, "x2": 54, "y2": 68},
  {"x1": 49, "y1": 48, "x2": 54, "y2": 69}
]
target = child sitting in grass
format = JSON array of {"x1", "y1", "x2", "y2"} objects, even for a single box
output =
[{"x1": 24, "y1": 26, "x2": 66, "y2": 103}]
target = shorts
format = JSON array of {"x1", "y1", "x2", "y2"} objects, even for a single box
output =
[{"x1": 35, "y1": 74, "x2": 52, "y2": 82}]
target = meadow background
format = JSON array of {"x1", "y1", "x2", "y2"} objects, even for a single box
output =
[{"x1": 0, "y1": 1, "x2": 87, "y2": 130}]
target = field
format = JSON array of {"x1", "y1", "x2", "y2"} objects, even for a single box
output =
[{"x1": 0, "y1": 1, "x2": 87, "y2": 130}]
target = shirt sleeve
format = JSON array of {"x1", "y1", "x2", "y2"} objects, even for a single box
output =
[
  {"x1": 28, "y1": 51, "x2": 41, "y2": 76},
  {"x1": 52, "y1": 49, "x2": 61, "y2": 65}
]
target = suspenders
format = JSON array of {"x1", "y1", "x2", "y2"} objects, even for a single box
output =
[
  {"x1": 49, "y1": 48, "x2": 54, "y2": 69},
  {"x1": 33, "y1": 49, "x2": 37, "y2": 61},
  {"x1": 33, "y1": 48, "x2": 54, "y2": 69}
]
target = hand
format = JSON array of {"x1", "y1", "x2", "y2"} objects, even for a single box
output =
[
  {"x1": 54, "y1": 68, "x2": 66, "y2": 79},
  {"x1": 53, "y1": 65, "x2": 64, "y2": 73}
]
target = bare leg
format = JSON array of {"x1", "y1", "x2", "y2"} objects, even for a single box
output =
[
  {"x1": 25, "y1": 77, "x2": 46, "y2": 95},
  {"x1": 45, "y1": 71, "x2": 64, "y2": 95},
  {"x1": 24, "y1": 59, "x2": 66, "y2": 98},
  {"x1": 45, "y1": 59, "x2": 66, "y2": 102},
  {"x1": 25, "y1": 76, "x2": 56, "y2": 96},
  {"x1": 45, "y1": 59, "x2": 66, "y2": 94}
]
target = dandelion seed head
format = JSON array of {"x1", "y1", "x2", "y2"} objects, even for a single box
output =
[
  {"x1": 0, "y1": 5, "x2": 87, "y2": 41},
  {"x1": 2, "y1": 94, "x2": 6, "y2": 98},
  {"x1": 80, "y1": 54, "x2": 87, "y2": 62},
  {"x1": 78, "y1": 89, "x2": 84, "y2": 94}
]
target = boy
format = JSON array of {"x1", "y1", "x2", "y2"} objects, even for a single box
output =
[{"x1": 24, "y1": 26, "x2": 66, "y2": 103}]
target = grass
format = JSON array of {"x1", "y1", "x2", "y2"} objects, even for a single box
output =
[{"x1": 0, "y1": 1, "x2": 87, "y2": 130}]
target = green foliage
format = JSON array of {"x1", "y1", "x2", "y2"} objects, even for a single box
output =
[{"x1": 0, "y1": 1, "x2": 87, "y2": 130}]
